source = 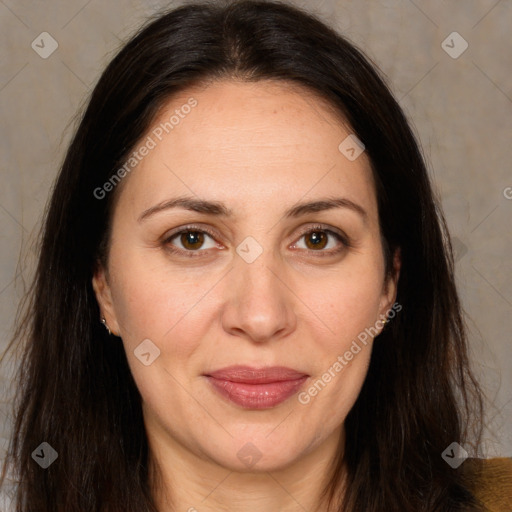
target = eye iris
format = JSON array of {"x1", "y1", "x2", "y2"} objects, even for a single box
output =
[
  {"x1": 305, "y1": 231, "x2": 327, "y2": 250},
  {"x1": 181, "y1": 231, "x2": 204, "y2": 250}
]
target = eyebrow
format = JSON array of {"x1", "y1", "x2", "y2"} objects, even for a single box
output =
[{"x1": 137, "y1": 195, "x2": 368, "y2": 224}]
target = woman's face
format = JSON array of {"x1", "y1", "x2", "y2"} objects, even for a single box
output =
[{"x1": 93, "y1": 80, "x2": 399, "y2": 472}]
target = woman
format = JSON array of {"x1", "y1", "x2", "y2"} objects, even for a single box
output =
[{"x1": 1, "y1": 1, "x2": 510, "y2": 510}]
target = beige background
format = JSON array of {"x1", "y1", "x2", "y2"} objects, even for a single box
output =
[{"x1": 1, "y1": 0, "x2": 511, "y2": 465}]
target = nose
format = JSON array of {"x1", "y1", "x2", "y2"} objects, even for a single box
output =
[{"x1": 220, "y1": 250, "x2": 297, "y2": 343}]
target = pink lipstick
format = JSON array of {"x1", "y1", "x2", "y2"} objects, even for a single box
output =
[{"x1": 204, "y1": 366, "x2": 309, "y2": 409}]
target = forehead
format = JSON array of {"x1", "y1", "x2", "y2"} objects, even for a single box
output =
[
  {"x1": 116, "y1": 79, "x2": 378, "y2": 223},
  {"x1": 161, "y1": 79, "x2": 349, "y2": 155}
]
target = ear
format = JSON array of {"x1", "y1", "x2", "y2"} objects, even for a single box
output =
[
  {"x1": 92, "y1": 263, "x2": 121, "y2": 336},
  {"x1": 377, "y1": 247, "x2": 401, "y2": 328}
]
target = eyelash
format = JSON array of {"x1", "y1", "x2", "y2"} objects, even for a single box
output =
[{"x1": 162, "y1": 223, "x2": 351, "y2": 259}]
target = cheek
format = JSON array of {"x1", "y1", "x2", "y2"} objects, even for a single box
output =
[
  {"x1": 108, "y1": 250, "x2": 204, "y2": 354},
  {"x1": 308, "y1": 259, "x2": 384, "y2": 346},
  {"x1": 298, "y1": 280, "x2": 378, "y2": 428},
  {"x1": 108, "y1": 257, "x2": 207, "y2": 411}
]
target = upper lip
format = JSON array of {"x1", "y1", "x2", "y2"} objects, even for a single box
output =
[{"x1": 204, "y1": 365, "x2": 308, "y2": 384}]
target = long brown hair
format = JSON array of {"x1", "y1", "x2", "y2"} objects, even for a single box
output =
[{"x1": 1, "y1": 1, "x2": 485, "y2": 510}]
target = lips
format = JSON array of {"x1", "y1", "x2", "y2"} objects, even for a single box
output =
[
  {"x1": 204, "y1": 365, "x2": 309, "y2": 409},
  {"x1": 206, "y1": 365, "x2": 308, "y2": 383}
]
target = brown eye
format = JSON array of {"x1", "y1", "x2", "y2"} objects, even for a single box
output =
[
  {"x1": 164, "y1": 227, "x2": 218, "y2": 255},
  {"x1": 163, "y1": 224, "x2": 348, "y2": 259},
  {"x1": 292, "y1": 226, "x2": 349, "y2": 256},
  {"x1": 179, "y1": 231, "x2": 205, "y2": 250},
  {"x1": 304, "y1": 230, "x2": 328, "y2": 250}
]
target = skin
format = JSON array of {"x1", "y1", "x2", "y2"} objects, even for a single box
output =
[{"x1": 93, "y1": 79, "x2": 401, "y2": 512}]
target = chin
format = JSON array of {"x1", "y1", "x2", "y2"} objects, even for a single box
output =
[{"x1": 203, "y1": 433, "x2": 312, "y2": 473}]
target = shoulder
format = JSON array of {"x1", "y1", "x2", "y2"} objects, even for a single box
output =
[{"x1": 464, "y1": 457, "x2": 512, "y2": 512}]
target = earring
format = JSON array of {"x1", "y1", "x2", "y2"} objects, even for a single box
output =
[{"x1": 101, "y1": 317, "x2": 112, "y2": 335}]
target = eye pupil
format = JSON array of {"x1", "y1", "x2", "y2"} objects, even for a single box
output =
[
  {"x1": 305, "y1": 231, "x2": 327, "y2": 250},
  {"x1": 181, "y1": 231, "x2": 204, "y2": 249}
]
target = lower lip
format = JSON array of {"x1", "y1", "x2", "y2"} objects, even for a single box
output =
[{"x1": 205, "y1": 376, "x2": 308, "y2": 409}]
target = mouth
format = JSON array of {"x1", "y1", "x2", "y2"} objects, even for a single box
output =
[{"x1": 203, "y1": 365, "x2": 309, "y2": 410}]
